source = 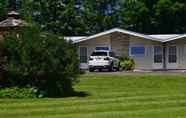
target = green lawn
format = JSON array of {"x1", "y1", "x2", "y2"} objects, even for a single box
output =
[{"x1": 1, "y1": 74, "x2": 186, "y2": 118}]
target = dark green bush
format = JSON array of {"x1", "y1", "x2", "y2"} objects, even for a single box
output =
[
  {"x1": 0, "y1": 26, "x2": 79, "y2": 97},
  {"x1": 0, "y1": 87, "x2": 38, "y2": 98},
  {"x1": 120, "y1": 57, "x2": 135, "y2": 71}
]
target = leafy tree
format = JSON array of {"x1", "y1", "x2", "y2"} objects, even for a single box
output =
[
  {"x1": 121, "y1": 0, "x2": 153, "y2": 33},
  {"x1": 2, "y1": 0, "x2": 186, "y2": 34},
  {"x1": 2, "y1": 26, "x2": 79, "y2": 97},
  {"x1": 84, "y1": 0, "x2": 122, "y2": 33},
  {"x1": 154, "y1": 0, "x2": 186, "y2": 33},
  {"x1": 0, "y1": 0, "x2": 8, "y2": 21},
  {"x1": 24, "y1": 0, "x2": 88, "y2": 36}
]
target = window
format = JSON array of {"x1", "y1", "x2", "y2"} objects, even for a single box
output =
[
  {"x1": 79, "y1": 47, "x2": 87, "y2": 63},
  {"x1": 91, "y1": 52, "x2": 108, "y2": 56},
  {"x1": 96, "y1": 47, "x2": 109, "y2": 51},
  {"x1": 154, "y1": 46, "x2": 163, "y2": 63},
  {"x1": 168, "y1": 46, "x2": 177, "y2": 63},
  {"x1": 130, "y1": 46, "x2": 145, "y2": 56},
  {"x1": 109, "y1": 52, "x2": 116, "y2": 57}
]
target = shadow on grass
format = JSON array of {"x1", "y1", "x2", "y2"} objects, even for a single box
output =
[
  {"x1": 45, "y1": 91, "x2": 90, "y2": 98},
  {"x1": 73, "y1": 91, "x2": 90, "y2": 97}
]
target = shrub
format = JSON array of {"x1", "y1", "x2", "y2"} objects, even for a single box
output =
[
  {"x1": 120, "y1": 57, "x2": 135, "y2": 71},
  {"x1": 0, "y1": 26, "x2": 79, "y2": 97},
  {"x1": 0, "y1": 87, "x2": 38, "y2": 98}
]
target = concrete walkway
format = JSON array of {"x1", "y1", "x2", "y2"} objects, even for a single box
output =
[{"x1": 85, "y1": 70, "x2": 186, "y2": 76}]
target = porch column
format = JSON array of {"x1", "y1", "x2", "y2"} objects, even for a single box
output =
[{"x1": 163, "y1": 43, "x2": 166, "y2": 70}]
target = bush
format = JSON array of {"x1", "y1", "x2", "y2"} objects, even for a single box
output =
[
  {"x1": 0, "y1": 26, "x2": 79, "y2": 97},
  {"x1": 0, "y1": 87, "x2": 38, "y2": 98},
  {"x1": 120, "y1": 57, "x2": 135, "y2": 71}
]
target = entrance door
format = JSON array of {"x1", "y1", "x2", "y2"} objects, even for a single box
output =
[
  {"x1": 153, "y1": 46, "x2": 163, "y2": 69},
  {"x1": 167, "y1": 46, "x2": 177, "y2": 69},
  {"x1": 79, "y1": 47, "x2": 88, "y2": 69}
]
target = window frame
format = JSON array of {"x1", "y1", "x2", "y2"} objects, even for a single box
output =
[
  {"x1": 95, "y1": 46, "x2": 110, "y2": 51},
  {"x1": 168, "y1": 46, "x2": 177, "y2": 63},
  {"x1": 129, "y1": 45, "x2": 145, "y2": 56},
  {"x1": 79, "y1": 46, "x2": 88, "y2": 63},
  {"x1": 153, "y1": 46, "x2": 163, "y2": 63}
]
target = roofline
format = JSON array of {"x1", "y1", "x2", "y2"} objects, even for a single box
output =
[
  {"x1": 72, "y1": 28, "x2": 186, "y2": 43},
  {"x1": 163, "y1": 34, "x2": 186, "y2": 42},
  {"x1": 74, "y1": 28, "x2": 162, "y2": 43}
]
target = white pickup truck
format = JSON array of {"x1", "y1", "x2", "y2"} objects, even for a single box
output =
[{"x1": 88, "y1": 50, "x2": 120, "y2": 72}]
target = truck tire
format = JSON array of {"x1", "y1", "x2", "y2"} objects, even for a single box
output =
[
  {"x1": 108, "y1": 63, "x2": 113, "y2": 72},
  {"x1": 89, "y1": 68, "x2": 94, "y2": 72}
]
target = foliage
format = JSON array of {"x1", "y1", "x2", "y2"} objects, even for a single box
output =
[
  {"x1": 0, "y1": 87, "x2": 38, "y2": 98},
  {"x1": 1, "y1": 26, "x2": 79, "y2": 97},
  {"x1": 0, "y1": 0, "x2": 8, "y2": 21},
  {"x1": 24, "y1": 0, "x2": 186, "y2": 35},
  {"x1": 119, "y1": 57, "x2": 135, "y2": 71},
  {"x1": 1, "y1": 0, "x2": 186, "y2": 35}
]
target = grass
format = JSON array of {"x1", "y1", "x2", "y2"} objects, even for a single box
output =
[{"x1": 1, "y1": 74, "x2": 186, "y2": 118}]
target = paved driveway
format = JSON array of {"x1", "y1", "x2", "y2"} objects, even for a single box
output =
[{"x1": 85, "y1": 70, "x2": 186, "y2": 76}]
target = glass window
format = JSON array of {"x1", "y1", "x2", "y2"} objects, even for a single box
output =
[
  {"x1": 91, "y1": 52, "x2": 108, "y2": 56},
  {"x1": 109, "y1": 52, "x2": 116, "y2": 57},
  {"x1": 79, "y1": 47, "x2": 87, "y2": 63},
  {"x1": 154, "y1": 46, "x2": 163, "y2": 63},
  {"x1": 130, "y1": 46, "x2": 145, "y2": 55},
  {"x1": 168, "y1": 46, "x2": 177, "y2": 63},
  {"x1": 96, "y1": 47, "x2": 109, "y2": 51}
]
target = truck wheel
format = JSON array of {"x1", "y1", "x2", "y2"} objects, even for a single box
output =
[
  {"x1": 116, "y1": 63, "x2": 121, "y2": 71},
  {"x1": 109, "y1": 66, "x2": 113, "y2": 72},
  {"x1": 108, "y1": 64, "x2": 113, "y2": 72},
  {"x1": 89, "y1": 68, "x2": 94, "y2": 72}
]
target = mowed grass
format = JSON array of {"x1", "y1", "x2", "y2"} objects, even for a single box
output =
[{"x1": 1, "y1": 74, "x2": 186, "y2": 118}]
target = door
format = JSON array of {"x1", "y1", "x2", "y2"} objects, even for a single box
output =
[
  {"x1": 79, "y1": 47, "x2": 88, "y2": 69},
  {"x1": 167, "y1": 46, "x2": 177, "y2": 69},
  {"x1": 153, "y1": 46, "x2": 163, "y2": 69}
]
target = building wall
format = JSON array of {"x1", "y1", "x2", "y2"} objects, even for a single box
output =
[
  {"x1": 77, "y1": 34, "x2": 111, "y2": 69},
  {"x1": 0, "y1": 32, "x2": 3, "y2": 40},
  {"x1": 166, "y1": 38, "x2": 186, "y2": 69},
  {"x1": 110, "y1": 32, "x2": 129, "y2": 57},
  {"x1": 0, "y1": 32, "x2": 4, "y2": 46},
  {"x1": 78, "y1": 34, "x2": 111, "y2": 57},
  {"x1": 77, "y1": 33, "x2": 186, "y2": 70},
  {"x1": 129, "y1": 36, "x2": 161, "y2": 70}
]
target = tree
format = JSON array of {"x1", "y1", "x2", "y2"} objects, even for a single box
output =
[
  {"x1": 154, "y1": 0, "x2": 186, "y2": 33},
  {"x1": 84, "y1": 0, "x2": 123, "y2": 33},
  {"x1": 2, "y1": 0, "x2": 186, "y2": 35},
  {"x1": 0, "y1": 0, "x2": 8, "y2": 21},
  {"x1": 24, "y1": 0, "x2": 88, "y2": 36},
  {"x1": 121, "y1": 0, "x2": 153, "y2": 33},
  {"x1": 2, "y1": 26, "x2": 79, "y2": 97}
]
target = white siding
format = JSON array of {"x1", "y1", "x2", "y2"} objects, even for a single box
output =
[
  {"x1": 77, "y1": 34, "x2": 111, "y2": 69},
  {"x1": 167, "y1": 38, "x2": 186, "y2": 69},
  {"x1": 129, "y1": 36, "x2": 161, "y2": 70}
]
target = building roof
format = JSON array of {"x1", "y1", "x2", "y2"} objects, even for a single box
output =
[
  {"x1": 149, "y1": 34, "x2": 186, "y2": 42},
  {"x1": 0, "y1": 11, "x2": 28, "y2": 31},
  {"x1": 72, "y1": 28, "x2": 162, "y2": 43},
  {"x1": 65, "y1": 28, "x2": 186, "y2": 43},
  {"x1": 0, "y1": 18, "x2": 28, "y2": 28},
  {"x1": 64, "y1": 36, "x2": 87, "y2": 42},
  {"x1": 8, "y1": 11, "x2": 19, "y2": 16}
]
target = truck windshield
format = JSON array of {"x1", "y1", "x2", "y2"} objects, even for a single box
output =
[{"x1": 91, "y1": 52, "x2": 107, "y2": 56}]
